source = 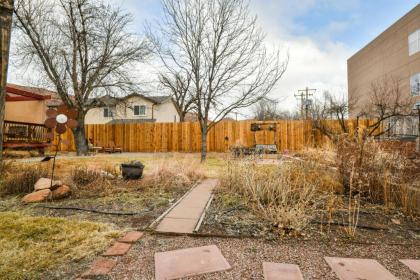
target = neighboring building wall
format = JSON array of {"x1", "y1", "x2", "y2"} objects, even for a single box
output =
[
  {"x1": 84, "y1": 96, "x2": 180, "y2": 124},
  {"x1": 154, "y1": 101, "x2": 179, "y2": 123},
  {"x1": 5, "y1": 100, "x2": 47, "y2": 124},
  {"x1": 348, "y1": 4, "x2": 420, "y2": 118}
]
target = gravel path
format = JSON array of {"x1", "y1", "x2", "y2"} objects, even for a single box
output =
[{"x1": 108, "y1": 234, "x2": 419, "y2": 280}]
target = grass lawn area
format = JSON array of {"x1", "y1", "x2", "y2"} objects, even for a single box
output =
[{"x1": 0, "y1": 212, "x2": 119, "y2": 280}]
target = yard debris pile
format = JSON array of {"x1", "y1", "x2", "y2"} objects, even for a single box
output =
[{"x1": 22, "y1": 178, "x2": 71, "y2": 203}]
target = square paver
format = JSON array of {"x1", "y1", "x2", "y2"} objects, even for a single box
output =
[
  {"x1": 166, "y1": 206, "x2": 204, "y2": 219},
  {"x1": 103, "y1": 242, "x2": 132, "y2": 256},
  {"x1": 156, "y1": 217, "x2": 197, "y2": 233},
  {"x1": 263, "y1": 262, "x2": 304, "y2": 280},
  {"x1": 81, "y1": 258, "x2": 117, "y2": 277},
  {"x1": 154, "y1": 245, "x2": 231, "y2": 280},
  {"x1": 118, "y1": 231, "x2": 144, "y2": 243},
  {"x1": 400, "y1": 259, "x2": 420, "y2": 275},
  {"x1": 325, "y1": 257, "x2": 397, "y2": 280}
]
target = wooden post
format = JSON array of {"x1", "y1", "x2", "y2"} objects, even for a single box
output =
[{"x1": 0, "y1": 0, "x2": 14, "y2": 162}]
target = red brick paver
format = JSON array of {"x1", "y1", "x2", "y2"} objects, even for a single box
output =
[
  {"x1": 263, "y1": 262, "x2": 304, "y2": 280},
  {"x1": 400, "y1": 259, "x2": 420, "y2": 275},
  {"x1": 103, "y1": 242, "x2": 132, "y2": 256},
  {"x1": 118, "y1": 231, "x2": 144, "y2": 243},
  {"x1": 155, "y1": 245, "x2": 231, "y2": 280},
  {"x1": 81, "y1": 258, "x2": 117, "y2": 278},
  {"x1": 325, "y1": 257, "x2": 397, "y2": 280}
]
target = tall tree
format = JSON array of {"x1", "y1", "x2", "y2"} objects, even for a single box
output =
[
  {"x1": 14, "y1": 0, "x2": 150, "y2": 155},
  {"x1": 0, "y1": 0, "x2": 14, "y2": 163},
  {"x1": 150, "y1": 0, "x2": 288, "y2": 161},
  {"x1": 158, "y1": 70, "x2": 194, "y2": 122}
]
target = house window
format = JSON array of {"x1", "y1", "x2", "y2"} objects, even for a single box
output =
[
  {"x1": 409, "y1": 29, "x2": 420, "y2": 56},
  {"x1": 103, "y1": 107, "x2": 113, "y2": 118},
  {"x1": 411, "y1": 73, "x2": 420, "y2": 96},
  {"x1": 134, "y1": 105, "x2": 146, "y2": 116}
]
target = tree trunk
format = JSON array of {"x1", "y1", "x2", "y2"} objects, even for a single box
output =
[
  {"x1": 72, "y1": 113, "x2": 88, "y2": 156},
  {"x1": 0, "y1": 1, "x2": 14, "y2": 163},
  {"x1": 200, "y1": 125, "x2": 208, "y2": 162}
]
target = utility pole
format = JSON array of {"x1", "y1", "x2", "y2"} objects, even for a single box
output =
[
  {"x1": 0, "y1": 0, "x2": 14, "y2": 162},
  {"x1": 295, "y1": 87, "x2": 316, "y2": 119}
]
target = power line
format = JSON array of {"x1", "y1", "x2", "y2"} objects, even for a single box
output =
[{"x1": 295, "y1": 87, "x2": 316, "y2": 119}]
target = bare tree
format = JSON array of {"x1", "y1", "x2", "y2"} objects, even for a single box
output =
[
  {"x1": 0, "y1": 0, "x2": 14, "y2": 163},
  {"x1": 159, "y1": 70, "x2": 194, "y2": 122},
  {"x1": 149, "y1": 0, "x2": 288, "y2": 161},
  {"x1": 311, "y1": 91, "x2": 356, "y2": 141},
  {"x1": 359, "y1": 77, "x2": 413, "y2": 138},
  {"x1": 253, "y1": 98, "x2": 296, "y2": 120},
  {"x1": 13, "y1": 0, "x2": 150, "y2": 155}
]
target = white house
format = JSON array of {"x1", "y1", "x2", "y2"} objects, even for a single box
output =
[{"x1": 84, "y1": 94, "x2": 180, "y2": 124}]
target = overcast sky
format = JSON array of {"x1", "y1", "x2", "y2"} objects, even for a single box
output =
[{"x1": 8, "y1": 0, "x2": 419, "y2": 118}]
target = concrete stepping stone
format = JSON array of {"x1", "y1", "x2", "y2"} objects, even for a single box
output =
[
  {"x1": 400, "y1": 259, "x2": 420, "y2": 275},
  {"x1": 263, "y1": 262, "x2": 304, "y2": 280},
  {"x1": 103, "y1": 242, "x2": 132, "y2": 256},
  {"x1": 118, "y1": 231, "x2": 144, "y2": 243},
  {"x1": 156, "y1": 217, "x2": 197, "y2": 233},
  {"x1": 325, "y1": 257, "x2": 397, "y2": 280},
  {"x1": 154, "y1": 245, "x2": 231, "y2": 280},
  {"x1": 155, "y1": 178, "x2": 218, "y2": 233},
  {"x1": 81, "y1": 258, "x2": 117, "y2": 278}
]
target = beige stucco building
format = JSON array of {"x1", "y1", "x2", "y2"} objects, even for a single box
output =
[
  {"x1": 347, "y1": 4, "x2": 420, "y2": 118},
  {"x1": 84, "y1": 94, "x2": 180, "y2": 124}
]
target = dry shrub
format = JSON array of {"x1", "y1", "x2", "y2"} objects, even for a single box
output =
[
  {"x1": 0, "y1": 163, "x2": 48, "y2": 195},
  {"x1": 336, "y1": 135, "x2": 419, "y2": 215},
  {"x1": 221, "y1": 160, "x2": 336, "y2": 234},
  {"x1": 141, "y1": 159, "x2": 206, "y2": 192},
  {"x1": 71, "y1": 166, "x2": 103, "y2": 186}
]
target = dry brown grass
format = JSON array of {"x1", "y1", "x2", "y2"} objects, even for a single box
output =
[
  {"x1": 0, "y1": 162, "x2": 48, "y2": 196},
  {"x1": 69, "y1": 158, "x2": 206, "y2": 199},
  {"x1": 221, "y1": 160, "x2": 337, "y2": 234},
  {"x1": 0, "y1": 212, "x2": 119, "y2": 280},
  {"x1": 336, "y1": 135, "x2": 419, "y2": 215}
]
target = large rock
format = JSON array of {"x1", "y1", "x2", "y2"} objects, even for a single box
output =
[
  {"x1": 34, "y1": 178, "x2": 62, "y2": 191},
  {"x1": 51, "y1": 185, "x2": 71, "y2": 200},
  {"x1": 22, "y1": 189, "x2": 51, "y2": 203}
]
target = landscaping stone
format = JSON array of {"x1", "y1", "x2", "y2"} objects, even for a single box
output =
[
  {"x1": 103, "y1": 242, "x2": 132, "y2": 256},
  {"x1": 34, "y1": 178, "x2": 61, "y2": 191},
  {"x1": 400, "y1": 259, "x2": 420, "y2": 275},
  {"x1": 118, "y1": 231, "x2": 144, "y2": 243},
  {"x1": 51, "y1": 185, "x2": 71, "y2": 200},
  {"x1": 325, "y1": 257, "x2": 397, "y2": 280},
  {"x1": 154, "y1": 245, "x2": 231, "y2": 280},
  {"x1": 22, "y1": 189, "x2": 51, "y2": 203},
  {"x1": 81, "y1": 258, "x2": 117, "y2": 278},
  {"x1": 263, "y1": 262, "x2": 304, "y2": 280}
]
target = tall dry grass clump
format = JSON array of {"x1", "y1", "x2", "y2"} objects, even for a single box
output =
[
  {"x1": 142, "y1": 158, "x2": 206, "y2": 192},
  {"x1": 336, "y1": 135, "x2": 419, "y2": 215},
  {"x1": 0, "y1": 162, "x2": 48, "y2": 196},
  {"x1": 221, "y1": 160, "x2": 337, "y2": 234}
]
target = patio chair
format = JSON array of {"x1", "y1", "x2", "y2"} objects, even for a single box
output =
[{"x1": 109, "y1": 140, "x2": 123, "y2": 153}]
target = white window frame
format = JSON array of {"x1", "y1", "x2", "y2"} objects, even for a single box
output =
[
  {"x1": 134, "y1": 105, "x2": 146, "y2": 116},
  {"x1": 103, "y1": 107, "x2": 113, "y2": 118},
  {"x1": 408, "y1": 29, "x2": 420, "y2": 56},
  {"x1": 410, "y1": 73, "x2": 420, "y2": 96}
]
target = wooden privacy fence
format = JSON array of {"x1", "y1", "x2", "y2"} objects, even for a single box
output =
[{"x1": 55, "y1": 119, "x2": 375, "y2": 153}]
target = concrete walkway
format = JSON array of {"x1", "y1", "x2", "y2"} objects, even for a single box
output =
[{"x1": 156, "y1": 179, "x2": 218, "y2": 234}]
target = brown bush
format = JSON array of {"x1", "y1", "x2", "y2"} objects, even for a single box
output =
[
  {"x1": 0, "y1": 163, "x2": 49, "y2": 195},
  {"x1": 221, "y1": 160, "x2": 336, "y2": 234},
  {"x1": 336, "y1": 135, "x2": 419, "y2": 215}
]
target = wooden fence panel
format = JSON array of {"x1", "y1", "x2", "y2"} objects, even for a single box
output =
[{"x1": 54, "y1": 119, "x2": 372, "y2": 153}]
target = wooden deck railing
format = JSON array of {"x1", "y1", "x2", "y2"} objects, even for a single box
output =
[{"x1": 3, "y1": 120, "x2": 49, "y2": 144}]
